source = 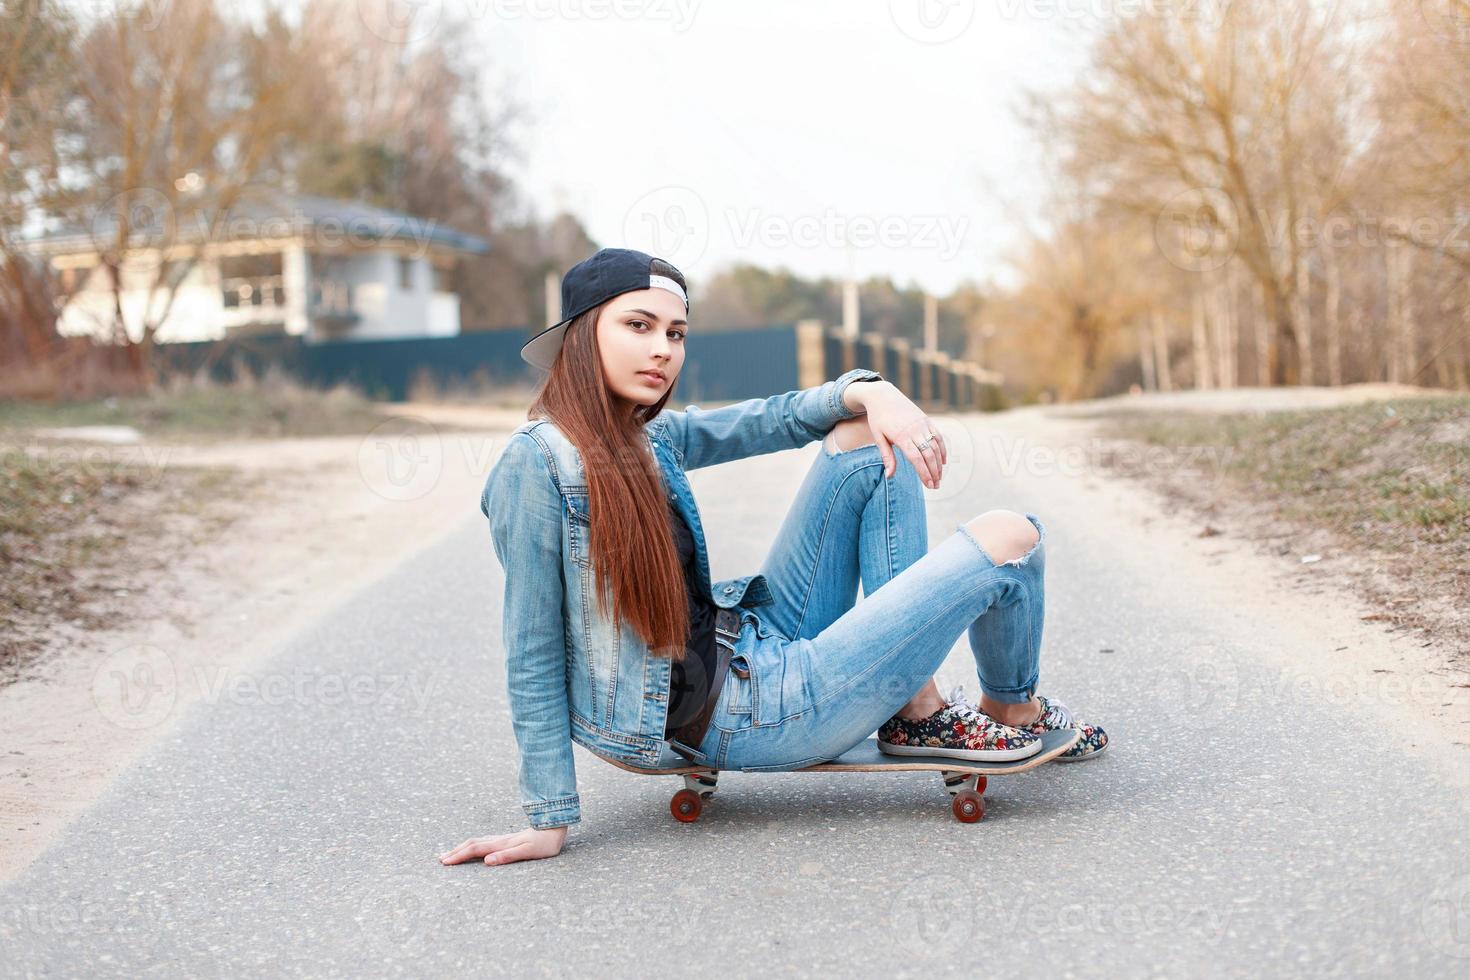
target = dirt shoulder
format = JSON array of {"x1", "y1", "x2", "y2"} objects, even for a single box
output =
[
  {"x1": 1069, "y1": 384, "x2": 1468, "y2": 658},
  {"x1": 995, "y1": 398, "x2": 1470, "y2": 776},
  {"x1": 0, "y1": 407, "x2": 519, "y2": 883}
]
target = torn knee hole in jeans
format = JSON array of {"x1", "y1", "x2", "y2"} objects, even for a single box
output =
[{"x1": 960, "y1": 521, "x2": 1043, "y2": 568}]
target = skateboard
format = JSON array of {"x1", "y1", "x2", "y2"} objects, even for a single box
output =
[{"x1": 602, "y1": 728, "x2": 1081, "y2": 824}]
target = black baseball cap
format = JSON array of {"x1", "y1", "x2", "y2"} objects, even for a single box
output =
[{"x1": 520, "y1": 247, "x2": 690, "y2": 371}]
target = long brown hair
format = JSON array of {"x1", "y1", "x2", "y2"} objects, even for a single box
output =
[{"x1": 526, "y1": 274, "x2": 691, "y2": 662}]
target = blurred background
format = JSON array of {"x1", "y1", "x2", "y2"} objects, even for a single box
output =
[{"x1": 4, "y1": 0, "x2": 1466, "y2": 407}]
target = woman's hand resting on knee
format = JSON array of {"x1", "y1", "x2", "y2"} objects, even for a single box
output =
[
  {"x1": 439, "y1": 826, "x2": 567, "y2": 867},
  {"x1": 842, "y1": 380, "x2": 948, "y2": 489}
]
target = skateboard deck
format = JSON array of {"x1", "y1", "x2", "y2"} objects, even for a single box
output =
[{"x1": 601, "y1": 728, "x2": 1082, "y2": 824}]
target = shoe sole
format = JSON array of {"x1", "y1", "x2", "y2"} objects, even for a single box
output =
[
  {"x1": 1054, "y1": 742, "x2": 1107, "y2": 762},
  {"x1": 876, "y1": 738, "x2": 1044, "y2": 763}
]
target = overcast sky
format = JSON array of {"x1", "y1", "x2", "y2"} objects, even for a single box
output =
[{"x1": 467, "y1": 0, "x2": 1099, "y2": 296}]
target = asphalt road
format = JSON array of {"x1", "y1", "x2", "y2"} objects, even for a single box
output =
[{"x1": 4, "y1": 412, "x2": 1468, "y2": 978}]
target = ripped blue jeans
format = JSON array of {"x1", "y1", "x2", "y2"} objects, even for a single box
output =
[{"x1": 671, "y1": 434, "x2": 1047, "y2": 772}]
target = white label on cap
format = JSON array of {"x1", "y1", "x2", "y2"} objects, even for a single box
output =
[{"x1": 648, "y1": 274, "x2": 688, "y2": 306}]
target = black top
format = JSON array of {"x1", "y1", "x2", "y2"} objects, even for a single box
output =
[{"x1": 664, "y1": 498, "x2": 720, "y2": 736}]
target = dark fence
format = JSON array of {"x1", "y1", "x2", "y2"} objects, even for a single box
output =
[
  {"x1": 153, "y1": 321, "x2": 1003, "y2": 409},
  {"x1": 153, "y1": 324, "x2": 801, "y2": 404}
]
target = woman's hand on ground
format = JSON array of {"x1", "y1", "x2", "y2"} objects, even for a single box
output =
[
  {"x1": 850, "y1": 381, "x2": 948, "y2": 488},
  {"x1": 439, "y1": 826, "x2": 567, "y2": 867}
]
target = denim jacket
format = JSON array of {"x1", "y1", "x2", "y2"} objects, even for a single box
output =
[{"x1": 479, "y1": 367, "x2": 883, "y2": 829}]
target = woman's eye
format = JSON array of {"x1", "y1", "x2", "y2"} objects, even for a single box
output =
[
  {"x1": 669, "y1": 329, "x2": 685, "y2": 341},
  {"x1": 629, "y1": 319, "x2": 649, "y2": 331}
]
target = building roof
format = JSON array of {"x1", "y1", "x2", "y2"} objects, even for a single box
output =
[{"x1": 20, "y1": 191, "x2": 491, "y2": 256}]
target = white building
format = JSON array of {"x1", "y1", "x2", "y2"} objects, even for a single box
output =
[{"x1": 22, "y1": 192, "x2": 490, "y2": 344}]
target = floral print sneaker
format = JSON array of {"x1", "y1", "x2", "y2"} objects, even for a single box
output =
[
  {"x1": 877, "y1": 685, "x2": 1043, "y2": 762},
  {"x1": 1015, "y1": 695, "x2": 1108, "y2": 761}
]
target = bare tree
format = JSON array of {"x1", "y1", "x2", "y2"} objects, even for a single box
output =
[
  {"x1": 8, "y1": 0, "x2": 318, "y2": 389},
  {"x1": 0, "y1": 0, "x2": 76, "y2": 387},
  {"x1": 1024, "y1": 0, "x2": 1366, "y2": 385}
]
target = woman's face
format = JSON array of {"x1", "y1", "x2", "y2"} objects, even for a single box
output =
[{"x1": 594, "y1": 287, "x2": 689, "y2": 407}]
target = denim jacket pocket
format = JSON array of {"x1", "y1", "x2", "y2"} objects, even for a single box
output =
[{"x1": 564, "y1": 491, "x2": 592, "y2": 569}]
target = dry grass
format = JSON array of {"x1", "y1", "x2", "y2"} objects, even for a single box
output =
[
  {"x1": 0, "y1": 364, "x2": 388, "y2": 441},
  {"x1": 1096, "y1": 395, "x2": 1470, "y2": 654},
  {"x1": 0, "y1": 368, "x2": 388, "y2": 680},
  {"x1": 0, "y1": 446, "x2": 252, "y2": 682}
]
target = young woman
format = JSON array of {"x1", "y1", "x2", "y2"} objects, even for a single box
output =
[{"x1": 441, "y1": 248, "x2": 1106, "y2": 869}]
